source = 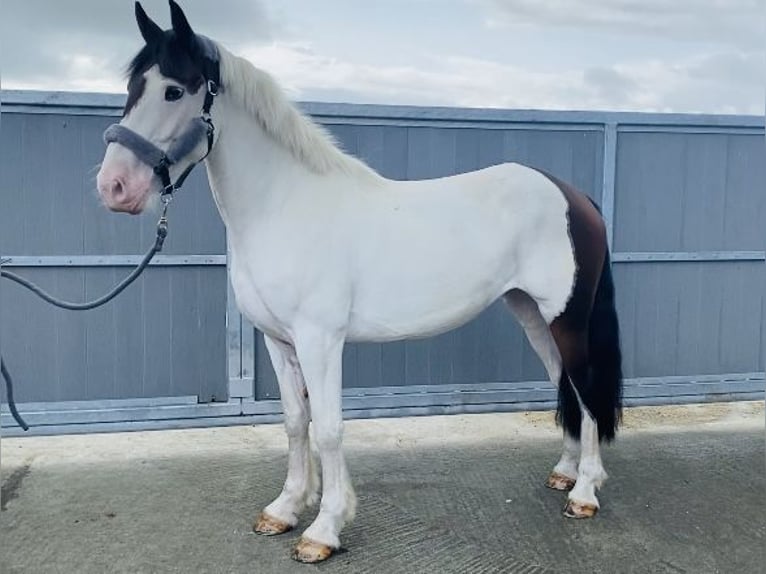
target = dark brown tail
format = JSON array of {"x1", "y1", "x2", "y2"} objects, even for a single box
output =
[{"x1": 556, "y1": 251, "x2": 623, "y2": 441}]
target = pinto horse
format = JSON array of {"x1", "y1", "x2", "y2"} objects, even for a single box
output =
[{"x1": 97, "y1": 1, "x2": 623, "y2": 563}]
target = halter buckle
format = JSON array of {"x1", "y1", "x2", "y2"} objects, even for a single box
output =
[
  {"x1": 161, "y1": 192, "x2": 174, "y2": 207},
  {"x1": 207, "y1": 79, "x2": 219, "y2": 96}
]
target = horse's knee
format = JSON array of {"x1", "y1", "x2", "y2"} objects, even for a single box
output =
[
  {"x1": 284, "y1": 411, "x2": 309, "y2": 439},
  {"x1": 285, "y1": 421, "x2": 308, "y2": 439},
  {"x1": 313, "y1": 421, "x2": 343, "y2": 451}
]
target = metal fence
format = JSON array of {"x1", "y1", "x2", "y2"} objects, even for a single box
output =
[{"x1": 1, "y1": 91, "x2": 764, "y2": 435}]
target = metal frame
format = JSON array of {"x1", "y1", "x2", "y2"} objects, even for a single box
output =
[
  {"x1": 2, "y1": 90, "x2": 764, "y2": 435},
  {"x1": 1, "y1": 255, "x2": 226, "y2": 267},
  {"x1": 3, "y1": 372, "x2": 763, "y2": 436},
  {"x1": 601, "y1": 122, "x2": 618, "y2": 248},
  {"x1": 612, "y1": 252, "x2": 765, "y2": 263}
]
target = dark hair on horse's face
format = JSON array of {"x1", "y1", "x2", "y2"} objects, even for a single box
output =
[
  {"x1": 128, "y1": 32, "x2": 205, "y2": 92},
  {"x1": 124, "y1": 1, "x2": 208, "y2": 116},
  {"x1": 125, "y1": 33, "x2": 205, "y2": 115}
]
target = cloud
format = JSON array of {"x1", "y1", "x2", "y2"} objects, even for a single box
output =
[
  {"x1": 1, "y1": 0, "x2": 762, "y2": 115},
  {"x1": 1, "y1": 0, "x2": 274, "y2": 91},
  {"x1": 588, "y1": 55, "x2": 764, "y2": 114},
  {"x1": 243, "y1": 41, "x2": 765, "y2": 114},
  {"x1": 477, "y1": 0, "x2": 765, "y2": 49}
]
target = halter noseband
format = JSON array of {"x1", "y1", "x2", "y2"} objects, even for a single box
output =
[{"x1": 103, "y1": 40, "x2": 221, "y2": 202}]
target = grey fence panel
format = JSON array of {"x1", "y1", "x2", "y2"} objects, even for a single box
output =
[
  {"x1": 614, "y1": 131, "x2": 764, "y2": 252},
  {"x1": 0, "y1": 267, "x2": 227, "y2": 403},
  {"x1": 615, "y1": 261, "x2": 764, "y2": 379},
  {"x1": 611, "y1": 127, "x2": 765, "y2": 382},
  {"x1": 255, "y1": 123, "x2": 606, "y2": 399},
  {"x1": 1, "y1": 106, "x2": 228, "y2": 404}
]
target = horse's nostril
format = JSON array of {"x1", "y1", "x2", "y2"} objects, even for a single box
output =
[{"x1": 111, "y1": 179, "x2": 125, "y2": 197}]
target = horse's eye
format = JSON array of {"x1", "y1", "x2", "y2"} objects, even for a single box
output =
[{"x1": 165, "y1": 86, "x2": 185, "y2": 102}]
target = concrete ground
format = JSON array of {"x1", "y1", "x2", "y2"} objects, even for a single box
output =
[{"x1": 1, "y1": 402, "x2": 764, "y2": 574}]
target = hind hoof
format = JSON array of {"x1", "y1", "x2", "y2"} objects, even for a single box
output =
[
  {"x1": 546, "y1": 472, "x2": 576, "y2": 491},
  {"x1": 254, "y1": 512, "x2": 293, "y2": 536},
  {"x1": 563, "y1": 499, "x2": 598, "y2": 519},
  {"x1": 292, "y1": 537, "x2": 335, "y2": 563}
]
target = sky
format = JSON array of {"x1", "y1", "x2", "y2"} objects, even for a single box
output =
[{"x1": 1, "y1": 0, "x2": 764, "y2": 115}]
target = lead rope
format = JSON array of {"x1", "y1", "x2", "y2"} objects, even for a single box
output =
[{"x1": 0, "y1": 198, "x2": 172, "y2": 430}]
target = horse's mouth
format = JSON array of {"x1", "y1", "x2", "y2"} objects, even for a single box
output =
[{"x1": 101, "y1": 193, "x2": 148, "y2": 215}]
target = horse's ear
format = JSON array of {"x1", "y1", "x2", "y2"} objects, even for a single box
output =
[
  {"x1": 135, "y1": 2, "x2": 163, "y2": 45},
  {"x1": 169, "y1": 0, "x2": 197, "y2": 53}
]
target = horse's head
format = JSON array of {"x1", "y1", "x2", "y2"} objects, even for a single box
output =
[{"x1": 97, "y1": 1, "x2": 219, "y2": 214}]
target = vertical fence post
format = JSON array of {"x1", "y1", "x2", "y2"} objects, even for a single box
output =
[
  {"x1": 601, "y1": 122, "x2": 618, "y2": 250},
  {"x1": 240, "y1": 315, "x2": 256, "y2": 399},
  {"x1": 226, "y1": 247, "x2": 254, "y2": 402}
]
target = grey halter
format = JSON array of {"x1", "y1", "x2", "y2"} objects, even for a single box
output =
[{"x1": 103, "y1": 36, "x2": 220, "y2": 199}]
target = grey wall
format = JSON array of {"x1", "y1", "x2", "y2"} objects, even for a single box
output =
[
  {"x1": 1, "y1": 92, "x2": 764, "y2": 422},
  {"x1": 613, "y1": 131, "x2": 765, "y2": 379},
  {"x1": 1, "y1": 104, "x2": 228, "y2": 403}
]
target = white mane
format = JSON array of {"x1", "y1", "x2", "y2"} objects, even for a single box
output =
[{"x1": 217, "y1": 45, "x2": 383, "y2": 182}]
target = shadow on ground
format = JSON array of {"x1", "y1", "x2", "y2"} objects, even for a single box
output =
[{"x1": 2, "y1": 408, "x2": 764, "y2": 573}]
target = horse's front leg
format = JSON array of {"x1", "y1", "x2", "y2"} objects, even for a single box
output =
[
  {"x1": 291, "y1": 328, "x2": 355, "y2": 563},
  {"x1": 254, "y1": 335, "x2": 318, "y2": 535}
]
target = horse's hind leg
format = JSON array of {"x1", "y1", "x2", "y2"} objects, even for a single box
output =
[
  {"x1": 505, "y1": 289, "x2": 578, "y2": 491},
  {"x1": 550, "y1": 325, "x2": 608, "y2": 518},
  {"x1": 505, "y1": 290, "x2": 562, "y2": 386},
  {"x1": 254, "y1": 335, "x2": 318, "y2": 536}
]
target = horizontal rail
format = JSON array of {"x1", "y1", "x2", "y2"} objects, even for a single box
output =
[
  {"x1": 3, "y1": 372, "x2": 762, "y2": 436},
  {"x1": 612, "y1": 251, "x2": 765, "y2": 263},
  {"x1": 3, "y1": 252, "x2": 762, "y2": 268},
  {"x1": 0, "y1": 255, "x2": 226, "y2": 267}
]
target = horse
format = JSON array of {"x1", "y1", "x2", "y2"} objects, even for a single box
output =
[{"x1": 97, "y1": 1, "x2": 623, "y2": 563}]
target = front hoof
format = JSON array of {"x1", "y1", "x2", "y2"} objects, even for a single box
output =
[
  {"x1": 253, "y1": 512, "x2": 293, "y2": 536},
  {"x1": 563, "y1": 499, "x2": 598, "y2": 519},
  {"x1": 545, "y1": 472, "x2": 576, "y2": 491},
  {"x1": 292, "y1": 537, "x2": 335, "y2": 563}
]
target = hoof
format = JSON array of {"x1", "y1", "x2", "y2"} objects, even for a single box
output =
[
  {"x1": 563, "y1": 499, "x2": 598, "y2": 519},
  {"x1": 292, "y1": 537, "x2": 334, "y2": 563},
  {"x1": 545, "y1": 472, "x2": 576, "y2": 491},
  {"x1": 253, "y1": 512, "x2": 293, "y2": 536}
]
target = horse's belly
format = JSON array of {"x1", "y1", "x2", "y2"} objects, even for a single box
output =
[
  {"x1": 346, "y1": 299, "x2": 497, "y2": 342},
  {"x1": 346, "y1": 271, "x2": 511, "y2": 342}
]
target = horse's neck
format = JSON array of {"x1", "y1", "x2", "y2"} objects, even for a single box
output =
[{"x1": 204, "y1": 99, "x2": 308, "y2": 238}]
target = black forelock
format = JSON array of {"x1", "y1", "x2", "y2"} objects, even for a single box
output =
[{"x1": 124, "y1": 30, "x2": 205, "y2": 115}]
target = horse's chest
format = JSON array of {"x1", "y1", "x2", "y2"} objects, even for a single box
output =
[{"x1": 228, "y1": 255, "x2": 297, "y2": 341}]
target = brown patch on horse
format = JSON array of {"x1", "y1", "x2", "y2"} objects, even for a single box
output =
[
  {"x1": 534, "y1": 170, "x2": 622, "y2": 442},
  {"x1": 537, "y1": 171, "x2": 607, "y2": 335}
]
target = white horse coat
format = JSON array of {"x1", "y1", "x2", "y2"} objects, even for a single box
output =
[{"x1": 97, "y1": 1, "x2": 623, "y2": 563}]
